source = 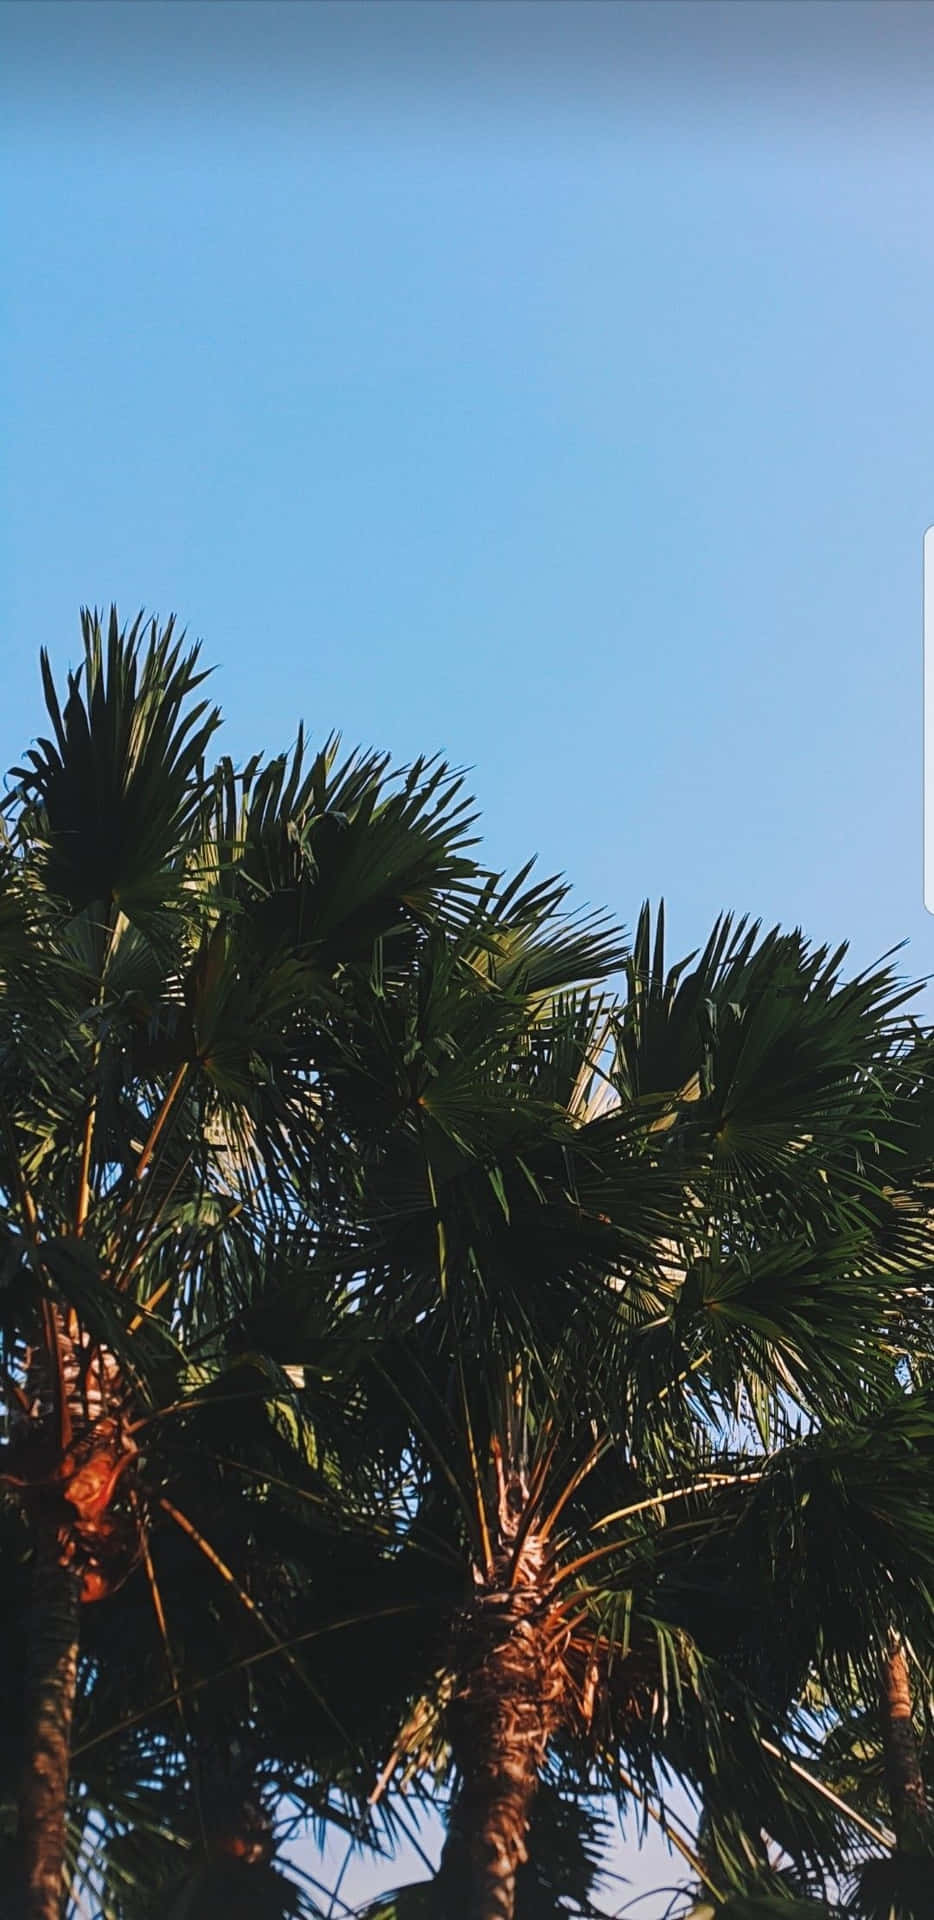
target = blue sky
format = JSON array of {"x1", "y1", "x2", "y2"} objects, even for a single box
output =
[{"x1": 4, "y1": 2, "x2": 934, "y2": 1909}]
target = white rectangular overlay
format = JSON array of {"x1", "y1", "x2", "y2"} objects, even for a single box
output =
[{"x1": 925, "y1": 527, "x2": 934, "y2": 911}]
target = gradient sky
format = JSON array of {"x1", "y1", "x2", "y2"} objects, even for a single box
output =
[{"x1": 4, "y1": 2, "x2": 934, "y2": 1910}]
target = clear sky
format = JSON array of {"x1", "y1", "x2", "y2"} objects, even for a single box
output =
[{"x1": 4, "y1": 2, "x2": 934, "y2": 1910}]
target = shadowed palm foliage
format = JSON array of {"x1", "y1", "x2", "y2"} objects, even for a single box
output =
[
  {"x1": 273, "y1": 904, "x2": 934, "y2": 1920},
  {"x1": 792, "y1": 1633, "x2": 934, "y2": 1920},
  {"x1": 0, "y1": 608, "x2": 500, "y2": 1918},
  {"x1": 4, "y1": 618, "x2": 934, "y2": 1920}
]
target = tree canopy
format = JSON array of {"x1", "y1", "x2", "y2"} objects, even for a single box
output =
[{"x1": 1, "y1": 611, "x2": 932, "y2": 1920}]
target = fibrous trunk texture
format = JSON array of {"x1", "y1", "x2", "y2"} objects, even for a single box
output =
[
  {"x1": 12, "y1": 1316, "x2": 139, "y2": 1917},
  {"x1": 16, "y1": 1513, "x2": 82, "y2": 1920},
  {"x1": 437, "y1": 1462, "x2": 568, "y2": 1920},
  {"x1": 881, "y1": 1636, "x2": 932, "y2": 1853},
  {"x1": 19, "y1": 1315, "x2": 138, "y2": 1603}
]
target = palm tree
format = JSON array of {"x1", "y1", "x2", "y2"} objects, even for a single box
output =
[
  {"x1": 0, "y1": 608, "x2": 486, "y2": 1918},
  {"x1": 670, "y1": 1392, "x2": 934, "y2": 1917},
  {"x1": 6, "y1": 615, "x2": 934, "y2": 1920},
  {"x1": 59, "y1": 1201, "x2": 443, "y2": 1920},
  {"x1": 60, "y1": 1375, "x2": 372, "y2": 1919},
  {"x1": 798, "y1": 1622, "x2": 933, "y2": 1918},
  {"x1": 292, "y1": 905, "x2": 934, "y2": 1920},
  {"x1": 691, "y1": 1012, "x2": 934, "y2": 1920},
  {"x1": 878, "y1": 1637, "x2": 931, "y2": 1854}
]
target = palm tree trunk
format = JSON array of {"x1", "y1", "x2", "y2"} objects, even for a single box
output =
[
  {"x1": 16, "y1": 1512, "x2": 82, "y2": 1920},
  {"x1": 438, "y1": 1588, "x2": 566, "y2": 1920},
  {"x1": 440, "y1": 1706, "x2": 543, "y2": 1917},
  {"x1": 880, "y1": 1634, "x2": 931, "y2": 1852},
  {"x1": 11, "y1": 1319, "x2": 136, "y2": 1917}
]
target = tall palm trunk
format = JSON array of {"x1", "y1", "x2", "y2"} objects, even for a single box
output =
[
  {"x1": 440, "y1": 1599, "x2": 553, "y2": 1920},
  {"x1": 13, "y1": 1320, "x2": 137, "y2": 1918},
  {"x1": 437, "y1": 1462, "x2": 568, "y2": 1920},
  {"x1": 16, "y1": 1512, "x2": 82, "y2": 1920},
  {"x1": 880, "y1": 1634, "x2": 931, "y2": 1853}
]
